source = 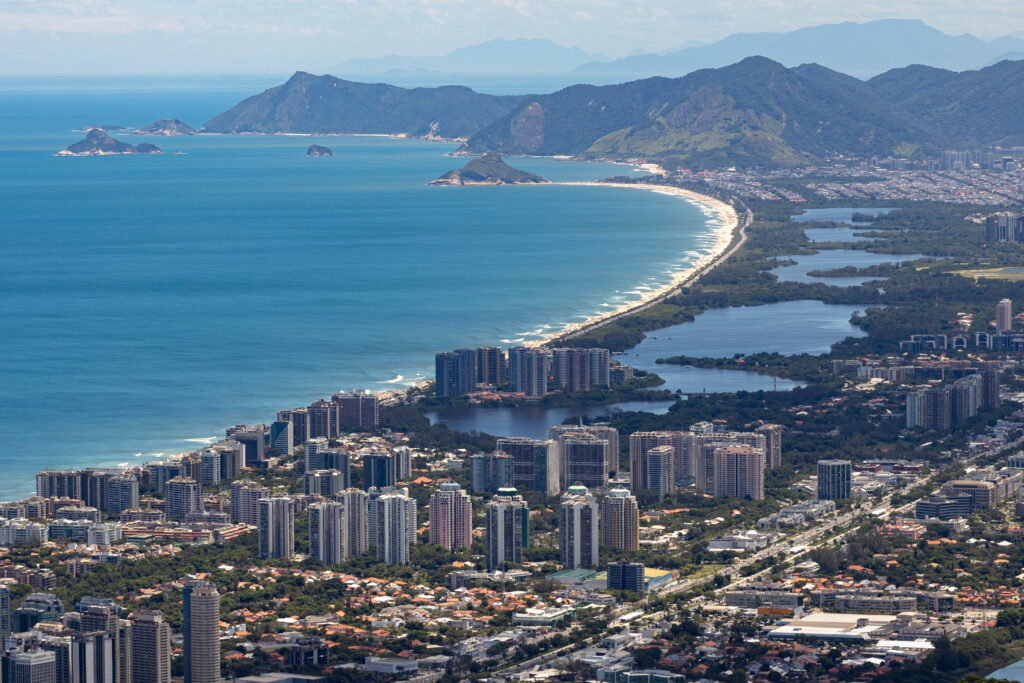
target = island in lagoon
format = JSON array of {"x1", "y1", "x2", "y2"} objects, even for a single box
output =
[
  {"x1": 57, "y1": 129, "x2": 163, "y2": 156},
  {"x1": 306, "y1": 144, "x2": 334, "y2": 157},
  {"x1": 429, "y1": 153, "x2": 548, "y2": 185},
  {"x1": 132, "y1": 118, "x2": 197, "y2": 135}
]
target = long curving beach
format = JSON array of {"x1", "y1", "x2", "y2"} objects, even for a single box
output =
[{"x1": 528, "y1": 181, "x2": 745, "y2": 348}]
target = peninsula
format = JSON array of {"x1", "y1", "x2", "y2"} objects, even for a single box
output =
[
  {"x1": 58, "y1": 129, "x2": 163, "y2": 156},
  {"x1": 429, "y1": 153, "x2": 548, "y2": 185},
  {"x1": 133, "y1": 118, "x2": 197, "y2": 135}
]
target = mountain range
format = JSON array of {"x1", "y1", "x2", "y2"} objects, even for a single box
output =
[
  {"x1": 324, "y1": 20, "x2": 1024, "y2": 83},
  {"x1": 574, "y1": 19, "x2": 1024, "y2": 79},
  {"x1": 329, "y1": 38, "x2": 605, "y2": 76},
  {"x1": 201, "y1": 57, "x2": 1024, "y2": 169}
]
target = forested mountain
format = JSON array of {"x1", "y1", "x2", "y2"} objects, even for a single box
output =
[
  {"x1": 201, "y1": 71, "x2": 526, "y2": 139},
  {"x1": 461, "y1": 57, "x2": 936, "y2": 168},
  {"x1": 868, "y1": 59, "x2": 1024, "y2": 146},
  {"x1": 202, "y1": 57, "x2": 1024, "y2": 169}
]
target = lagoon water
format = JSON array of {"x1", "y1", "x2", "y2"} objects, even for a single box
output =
[
  {"x1": 426, "y1": 300, "x2": 861, "y2": 438},
  {"x1": 0, "y1": 79, "x2": 728, "y2": 499},
  {"x1": 770, "y1": 250, "x2": 925, "y2": 287}
]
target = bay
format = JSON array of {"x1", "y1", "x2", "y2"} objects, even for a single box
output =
[{"x1": 0, "y1": 80, "x2": 723, "y2": 499}]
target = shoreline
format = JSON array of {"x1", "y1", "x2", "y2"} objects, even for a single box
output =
[
  {"x1": 2, "y1": 165, "x2": 745, "y2": 501},
  {"x1": 528, "y1": 182, "x2": 745, "y2": 349}
]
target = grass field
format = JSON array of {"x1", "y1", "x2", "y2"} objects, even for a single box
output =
[{"x1": 952, "y1": 267, "x2": 1024, "y2": 280}]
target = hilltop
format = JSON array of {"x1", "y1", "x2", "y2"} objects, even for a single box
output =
[
  {"x1": 58, "y1": 130, "x2": 163, "y2": 156},
  {"x1": 200, "y1": 71, "x2": 526, "y2": 140},
  {"x1": 429, "y1": 154, "x2": 548, "y2": 185},
  {"x1": 133, "y1": 118, "x2": 197, "y2": 136}
]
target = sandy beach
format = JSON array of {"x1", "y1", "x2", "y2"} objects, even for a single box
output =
[{"x1": 527, "y1": 182, "x2": 743, "y2": 349}]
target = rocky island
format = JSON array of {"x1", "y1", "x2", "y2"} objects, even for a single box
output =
[
  {"x1": 133, "y1": 118, "x2": 197, "y2": 135},
  {"x1": 429, "y1": 154, "x2": 548, "y2": 185},
  {"x1": 306, "y1": 144, "x2": 334, "y2": 157},
  {"x1": 72, "y1": 124, "x2": 127, "y2": 132},
  {"x1": 57, "y1": 130, "x2": 163, "y2": 156}
]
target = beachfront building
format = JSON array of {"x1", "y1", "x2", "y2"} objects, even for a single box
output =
[{"x1": 508, "y1": 347, "x2": 547, "y2": 397}]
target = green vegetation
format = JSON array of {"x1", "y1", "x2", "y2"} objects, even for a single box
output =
[
  {"x1": 204, "y1": 58, "x2": 1024, "y2": 169},
  {"x1": 431, "y1": 154, "x2": 547, "y2": 185},
  {"x1": 200, "y1": 71, "x2": 525, "y2": 138}
]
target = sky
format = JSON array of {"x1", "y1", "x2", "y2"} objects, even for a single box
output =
[{"x1": 2, "y1": 0, "x2": 1024, "y2": 76}]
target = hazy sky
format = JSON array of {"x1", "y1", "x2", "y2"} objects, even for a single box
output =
[{"x1": 2, "y1": 0, "x2": 1024, "y2": 75}]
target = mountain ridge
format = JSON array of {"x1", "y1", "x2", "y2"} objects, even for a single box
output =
[{"x1": 200, "y1": 57, "x2": 1024, "y2": 169}]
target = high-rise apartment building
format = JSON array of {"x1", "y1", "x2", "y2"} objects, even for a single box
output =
[
  {"x1": 607, "y1": 562, "x2": 645, "y2": 592},
  {"x1": 229, "y1": 480, "x2": 268, "y2": 525},
  {"x1": 690, "y1": 433, "x2": 767, "y2": 495},
  {"x1": 997, "y1": 298, "x2": 1013, "y2": 333},
  {"x1": 105, "y1": 476, "x2": 139, "y2": 516},
  {"x1": 552, "y1": 424, "x2": 619, "y2": 475},
  {"x1": 755, "y1": 424, "x2": 783, "y2": 469},
  {"x1": 558, "y1": 484, "x2": 598, "y2": 569},
  {"x1": 337, "y1": 488, "x2": 369, "y2": 557},
  {"x1": 374, "y1": 490, "x2": 417, "y2": 566},
  {"x1": 907, "y1": 386, "x2": 952, "y2": 431},
  {"x1": 304, "y1": 469, "x2": 346, "y2": 497},
  {"x1": 306, "y1": 399, "x2": 337, "y2": 440},
  {"x1": 231, "y1": 427, "x2": 266, "y2": 468},
  {"x1": 276, "y1": 408, "x2": 309, "y2": 445},
  {"x1": 711, "y1": 444, "x2": 765, "y2": 500},
  {"x1": 163, "y1": 477, "x2": 201, "y2": 520},
  {"x1": 257, "y1": 497, "x2": 294, "y2": 560},
  {"x1": 475, "y1": 347, "x2": 507, "y2": 386},
  {"x1": 9, "y1": 650, "x2": 57, "y2": 683},
  {"x1": 36, "y1": 470, "x2": 82, "y2": 500},
  {"x1": 468, "y1": 453, "x2": 514, "y2": 494},
  {"x1": 628, "y1": 431, "x2": 683, "y2": 491},
  {"x1": 550, "y1": 348, "x2": 611, "y2": 391},
  {"x1": 643, "y1": 445, "x2": 675, "y2": 499},
  {"x1": 485, "y1": 487, "x2": 529, "y2": 571},
  {"x1": 428, "y1": 482, "x2": 472, "y2": 550},
  {"x1": 981, "y1": 367, "x2": 1000, "y2": 409},
  {"x1": 507, "y1": 347, "x2": 548, "y2": 398},
  {"x1": 0, "y1": 585, "x2": 11, "y2": 642},
  {"x1": 558, "y1": 433, "x2": 608, "y2": 489},
  {"x1": 817, "y1": 460, "x2": 852, "y2": 501},
  {"x1": 435, "y1": 349, "x2": 477, "y2": 397},
  {"x1": 332, "y1": 391, "x2": 380, "y2": 430},
  {"x1": 600, "y1": 488, "x2": 638, "y2": 551},
  {"x1": 363, "y1": 452, "x2": 397, "y2": 490},
  {"x1": 130, "y1": 611, "x2": 170, "y2": 683},
  {"x1": 303, "y1": 437, "x2": 329, "y2": 471},
  {"x1": 269, "y1": 420, "x2": 294, "y2": 456},
  {"x1": 309, "y1": 501, "x2": 346, "y2": 565},
  {"x1": 182, "y1": 581, "x2": 220, "y2": 683},
  {"x1": 496, "y1": 437, "x2": 560, "y2": 495}
]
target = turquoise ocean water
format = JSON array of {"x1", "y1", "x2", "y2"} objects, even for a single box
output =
[{"x1": 0, "y1": 78, "x2": 727, "y2": 499}]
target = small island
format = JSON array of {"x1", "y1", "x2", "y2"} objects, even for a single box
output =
[
  {"x1": 57, "y1": 130, "x2": 163, "y2": 156},
  {"x1": 72, "y1": 124, "x2": 127, "y2": 133},
  {"x1": 429, "y1": 153, "x2": 548, "y2": 186},
  {"x1": 133, "y1": 118, "x2": 197, "y2": 135},
  {"x1": 306, "y1": 144, "x2": 334, "y2": 157}
]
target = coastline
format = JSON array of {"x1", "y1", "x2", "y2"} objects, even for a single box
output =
[{"x1": 528, "y1": 182, "x2": 745, "y2": 349}]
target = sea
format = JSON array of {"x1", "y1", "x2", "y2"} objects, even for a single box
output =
[{"x1": 0, "y1": 76, "x2": 729, "y2": 500}]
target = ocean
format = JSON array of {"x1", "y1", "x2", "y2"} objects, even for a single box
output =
[{"x1": 0, "y1": 77, "x2": 725, "y2": 499}]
